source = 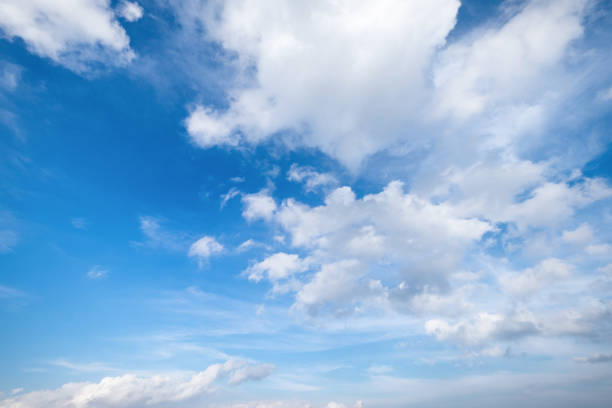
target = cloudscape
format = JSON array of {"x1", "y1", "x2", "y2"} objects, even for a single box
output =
[{"x1": 1, "y1": 0, "x2": 612, "y2": 407}]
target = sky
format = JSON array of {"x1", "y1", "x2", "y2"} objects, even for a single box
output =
[{"x1": 1, "y1": 0, "x2": 612, "y2": 407}]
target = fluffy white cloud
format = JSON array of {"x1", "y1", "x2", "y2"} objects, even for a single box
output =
[
  {"x1": 189, "y1": 235, "x2": 224, "y2": 265},
  {"x1": 0, "y1": 360, "x2": 274, "y2": 408},
  {"x1": 185, "y1": 0, "x2": 460, "y2": 170},
  {"x1": 0, "y1": 0, "x2": 135, "y2": 73},
  {"x1": 433, "y1": 0, "x2": 586, "y2": 118},
  {"x1": 246, "y1": 253, "x2": 308, "y2": 283},
  {"x1": 242, "y1": 190, "x2": 277, "y2": 221},
  {"x1": 242, "y1": 181, "x2": 492, "y2": 316},
  {"x1": 116, "y1": 1, "x2": 143, "y2": 22},
  {"x1": 182, "y1": 0, "x2": 596, "y2": 172}
]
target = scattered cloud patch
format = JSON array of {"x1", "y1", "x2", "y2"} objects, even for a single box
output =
[
  {"x1": 0, "y1": 0, "x2": 135, "y2": 73},
  {"x1": 189, "y1": 235, "x2": 224, "y2": 266},
  {"x1": 116, "y1": 1, "x2": 143, "y2": 22},
  {"x1": 0, "y1": 360, "x2": 274, "y2": 408},
  {"x1": 87, "y1": 266, "x2": 108, "y2": 280},
  {"x1": 242, "y1": 190, "x2": 277, "y2": 221},
  {"x1": 287, "y1": 164, "x2": 337, "y2": 192}
]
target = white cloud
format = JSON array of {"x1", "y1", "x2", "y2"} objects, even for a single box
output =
[
  {"x1": 561, "y1": 223, "x2": 594, "y2": 245},
  {"x1": 221, "y1": 187, "x2": 241, "y2": 209},
  {"x1": 181, "y1": 0, "x2": 596, "y2": 172},
  {"x1": 242, "y1": 190, "x2": 277, "y2": 221},
  {"x1": 245, "y1": 253, "x2": 309, "y2": 283},
  {"x1": 499, "y1": 258, "x2": 574, "y2": 297},
  {"x1": 585, "y1": 243, "x2": 612, "y2": 256},
  {"x1": 433, "y1": 0, "x2": 586, "y2": 118},
  {"x1": 293, "y1": 260, "x2": 375, "y2": 316},
  {"x1": 240, "y1": 181, "x2": 492, "y2": 317},
  {"x1": 184, "y1": 0, "x2": 460, "y2": 170},
  {"x1": 0, "y1": 360, "x2": 274, "y2": 408},
  {"x1": 87, "y1": 265, "x2": 108, "y2": 280},
  {"x1": 287, "y1": 164, "x2": 337, "y2": 191},
  {"x1": 0, "y1": 0, "x2": 135, "y2": 73},
  {"x1": 189, "y1": 236, "x2": 224, "y2": 265},
  {"x1": 116, "y1": 1, "x2": 143, "y2": 22},
  {"x1": 425, "y1": 308, "x2": 539, "y2": 347}
]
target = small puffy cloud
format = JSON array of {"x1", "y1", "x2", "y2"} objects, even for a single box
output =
[
  {"x1": 287, "y1": 164, "x2": 337, "y2": 191},
  {"x1": 0, "y1": 0, "x2": 135, "y2": 73},
  {"x1": 246, "y1": 253, "x2": 309, "y2": 283},
  {"x1": 186, "y1": 106, "x2": 238, "y2": 148},
  {"x1": 499, "y1": 258, "x2": 574, "y2": 297},
  {"x1": 116, "y1": 1, "x2": 143, "y2": 22},
  {"x1": 242, "y1": 191, "x2": 277, "y2": 221},
  {"x1": 189, "y1": 235, "x2": 224, "y2": 265},
  {"x1": 0, "y1": 360, "x2": 274, "y2": 408},
  {"x1": 87, "y1": 265, "x2": 108, "y2": 280}
]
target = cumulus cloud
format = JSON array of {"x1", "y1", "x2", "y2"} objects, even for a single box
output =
[
  {"x1": 246, "y1": 253, "x2": 308, "y2": 282},
  {"x1": 0, "y1": 0, "x2": 135, "y2": 73},
  {"x1": 242, "y1": 190, "x2": 277, "y2": 221},
  {"x1": 189, "y1": 235, "x2": 224, "y2": 265},
  {"x1": 184, "y1": 0, "x2": 460, "y2": 170},
  {"x1": 0, "y1": 360, "x2": 274, "y2": 408},
  {"x1": 181, "y1": 0, "x2": 598, "y2": 173}
]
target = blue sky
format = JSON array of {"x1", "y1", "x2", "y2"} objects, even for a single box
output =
[{"x1": 1, "y1": 0, "x2": 612, "y2": 407}]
